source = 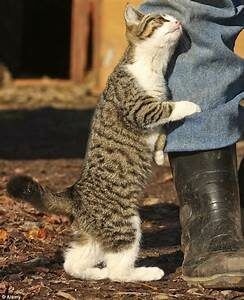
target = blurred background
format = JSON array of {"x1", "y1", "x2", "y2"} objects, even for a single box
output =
[
  {"x1": 0, "y1": 0, "x2": 142, "y2": 160},
  {"x1": 0, "y1": 0, "x2": 243, "y2": 100},
  {"x1": 0, "y1": 0, "x2": 242, "y2": 160},
  {"x1": 0, "y1": 0, "x2": 141, "y2": 94}
]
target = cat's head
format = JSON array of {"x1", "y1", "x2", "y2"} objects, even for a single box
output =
[{"x1": 124, "y1": 5, "x2": 182, "y2": 49}]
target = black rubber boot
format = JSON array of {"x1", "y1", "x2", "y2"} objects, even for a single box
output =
[
  {"x1": 169, "y1": 145, "x2": 244, "y2": 288},
  {"x1": 239, "y1": 158, "x2": 244, "y2": 231}
]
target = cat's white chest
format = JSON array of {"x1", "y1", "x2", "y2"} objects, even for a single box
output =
[
  {"x1": 127, "y1": 62, "x2": 166, "y2": 99},
  {"x1": 126, "y1": 44, "x2": 169, "y2": 100}
]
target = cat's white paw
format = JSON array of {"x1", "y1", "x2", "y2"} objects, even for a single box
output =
[
  {"x1": 154, "y1": 150, "x2": 164, "y2": 166},
  {"x1": 169, "y1": 101, "x2": 201, "y2": 122},
  {"x1": 128, "y1": 267, "x2": 165, "y2": 281},
  {"x1": 79, "y1": 268, "x2": 108, "y2": 280},
  {"x1": 110, "y1": 267, "x2": 164, "y2": 282},
  {"x1": 141, "y1": 267, "x2": 165, "y2": 281},
  {"x1": 64, "y1": 262, "x2": 108, "y2": 280}
]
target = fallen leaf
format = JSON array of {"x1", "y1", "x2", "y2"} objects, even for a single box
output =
[
  {"x1": 153, "y1": 294, "x2": 169, "y2": 300},
  {"x1": 28, "y1": 227, "x2": 47, "y2": 240},
  {"x1": 37, "y1": 227, "x2": 47, "y2": 239},
  {"x1": 28, "y1": 284, "x2": 44, "y2": 292},
  {"x1": 56, "y1": 291, "x2": 76, "y2": 300},
  {"x1": 14, "y1": 168, "x2": 24, "y2": 174},
  {"x1": 44, "y1": 214, "x2": 69, "y2": 224},
  {"x1": 35, "y1": 267, "x2": 49, "y2": 273},
  {"x1": 142, "y1": 221, "x2": 153, "y2": 229},
  {"x1": 0, "y1": 228, "x2": 8, "y2": 243},
  {"x1": 143, "y1": 197, "x2": 160, "y2": 206},
  {"x1": 26, "y1": 284, "x2": 42, "y2": 297},
  {"x1": 20, "y1": 221, "x2": 40, "y2": 231},
  {"x1": 8, "y1": 274, "x2": 22, "y2": 281},
  {"x1": 220, "y1": 290, "x2": 232, "y2": 296},
  {"x1": 0, "y1": 282, "x2": 8, "y2": 293},
  {"x1": 161, "y1": 174, "x2": 173, "y2": 183},
  {"x1": 140, "y1": 282, "x2": 158, "y2": 291},
  {"x1": 187, "y1": 288, "x2": 200, "y2": 294}
]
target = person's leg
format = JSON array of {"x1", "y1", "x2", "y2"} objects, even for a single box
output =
[{"x1": 169, "y1": 145, "x2": 244, "y2": 288}]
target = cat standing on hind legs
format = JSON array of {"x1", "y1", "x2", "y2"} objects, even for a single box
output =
[{"x1": 7, "y1": 5, "x2": 200, "y2": 282}]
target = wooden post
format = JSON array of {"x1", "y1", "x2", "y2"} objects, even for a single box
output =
[
  {"x1": 235, "y1": 30, "x2": 244, "y2": 59},
  {"x1": 70, "y1": 0, "x2": 90, "y2": 83},
  {"x1": 92, "y1": 0, "x2": 141, "y2": 93},
  {"x1": 91, "y1": 0, "x2": 101, "y2": 91}
]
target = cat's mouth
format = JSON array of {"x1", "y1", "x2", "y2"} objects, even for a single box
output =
[{"x1": 166, "y1": 26, "x2": 182, "y2": 35}]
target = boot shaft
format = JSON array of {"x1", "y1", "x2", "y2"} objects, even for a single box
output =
[{"x1": 169, "y1": 146, "x2": 243, "y2": 262}]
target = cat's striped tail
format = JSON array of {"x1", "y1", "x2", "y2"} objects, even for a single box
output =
[{"x1": 7, "y1": 176, "x2": 74, "y2": 218}]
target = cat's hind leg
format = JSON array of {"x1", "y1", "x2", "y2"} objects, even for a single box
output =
[
  {"x1": 105, "y1": 216, "x2": 164, "y2": 282},
  {"x1": 63, "y1": 239, "x2": 107, "y2": 280}
]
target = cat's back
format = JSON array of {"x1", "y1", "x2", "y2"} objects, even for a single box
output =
[
  {"x1": 88, "y1": 95, "x2": 146, "y2": 161},
  {"x1": 81, "y1": 89, "x2": 152, "y2": 197},
  {"x1": 89, "y1": 65, "x2": 144, "y2": 148}
]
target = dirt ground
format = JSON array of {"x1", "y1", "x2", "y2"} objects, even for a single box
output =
[{"x1": 0, "y1": 88, "x2": 244, "y2": 300}]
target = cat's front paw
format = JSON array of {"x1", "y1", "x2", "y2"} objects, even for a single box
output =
[
  {"x1": 154, "y1": 150, "x2": 164, "y2": 166},
  {"x1": 170, "y1": 101, "x2": 201, "y2": 122},
  {"x1": 128, "y1": 267, "x2": 165, "y2": 281}
]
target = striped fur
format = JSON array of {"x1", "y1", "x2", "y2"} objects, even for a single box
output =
[{"x1": 7, "y1": 5, "x2": 200, "y2": 281}]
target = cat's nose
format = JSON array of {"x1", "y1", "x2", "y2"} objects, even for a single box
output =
[
  {"x1": 175, "y1": 20, "x2": 181, "y2": 27},
  {"x1": 174, "y1": 20, "x2": 182, "y2": 29}
]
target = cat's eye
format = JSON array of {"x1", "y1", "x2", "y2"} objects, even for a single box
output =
[
  {"x1": 154, "y1": 16, "x2": 170, "y2": 24},
  {"x1": 160, "y1": 16, "x2": 170, "y2": 23}
]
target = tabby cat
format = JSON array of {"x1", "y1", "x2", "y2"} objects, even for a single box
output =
[{"x1": 7, "y1": 5, "x2": 200, "y2": 282}]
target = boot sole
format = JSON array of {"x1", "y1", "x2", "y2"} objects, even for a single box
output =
[{"x1": 183, "y1": 273, "x2": 244, "y2": 289}]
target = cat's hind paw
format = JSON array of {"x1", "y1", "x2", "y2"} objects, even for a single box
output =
[{"x1": 108, "y1": 267, "x2": 164, "y2": 282}]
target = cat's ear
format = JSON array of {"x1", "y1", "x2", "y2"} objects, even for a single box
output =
[{"x1": 124, "y1": 4, "x2": 144, "y2": 26}]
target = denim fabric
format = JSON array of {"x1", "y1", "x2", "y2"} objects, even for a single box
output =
[{"x1": 139, "y1": 0, "x2": 244, "y2": 152}]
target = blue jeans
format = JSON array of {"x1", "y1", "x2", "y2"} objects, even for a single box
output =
[{"x1": 139, "y1": 0, "x2": 244, "y2": 152}]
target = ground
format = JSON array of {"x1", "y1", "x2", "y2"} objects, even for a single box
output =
[{"x1": 0, "y1": 83, "x2": 244, "y2": 300}]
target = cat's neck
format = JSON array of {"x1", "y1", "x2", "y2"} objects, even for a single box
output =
[
  {"x1": 132, "y1": 44, "x2": 172, "y2": 76},
  {"x1": 125, "y1": 45, "x2": 173, "y2": 99}
]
